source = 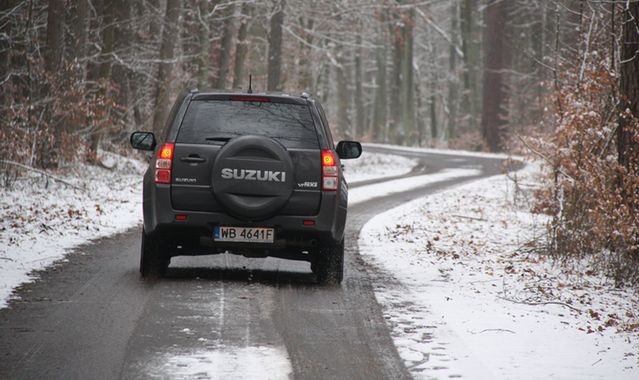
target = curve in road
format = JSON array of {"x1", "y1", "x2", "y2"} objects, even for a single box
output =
[{"x1": 0, "y1": 146, "x2": 512, "y2": 380}]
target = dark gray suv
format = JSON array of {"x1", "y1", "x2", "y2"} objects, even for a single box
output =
[{"x1": 130, "y1": 90, "x2": 362, "y2": 284}]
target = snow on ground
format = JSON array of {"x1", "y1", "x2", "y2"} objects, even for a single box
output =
[
  {"x1": 0, "y1": 151, "x2": 145, "y2": 308},
  {"x1": 4, "y1": 145, "x2": 636, "y2": 379},
  {"x1": 365, "y1": 142, "x2": 525, "y2": 160},
  {"x1": 343, "y1": 150, "x2": 417, "y2": 184},
  {"x1": 0, "y1": 150, "x2": 413, "y2": 309},
  {"x1": 145, "y1": 346, "x2": 292, "y2": 380},
  {"x1": 359, "y1": 163, "x2": 639, "y2": 380},
  {"x1": 349, "y1": 168, "x2": 481, "y2": 206}
]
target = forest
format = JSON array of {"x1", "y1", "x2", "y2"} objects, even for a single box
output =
[{"x1": 1, "y1": 0, "x2": 638, "y2": 281}]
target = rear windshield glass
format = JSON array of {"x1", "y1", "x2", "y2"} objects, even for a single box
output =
[{"x1": 177, "y1": 100, "x2": 319, "y2": 149}]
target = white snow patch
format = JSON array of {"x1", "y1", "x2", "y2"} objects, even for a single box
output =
[
  {"x1": 147, "y1": 346, "x2": 292, "y2": 380},
  {"x1": 0, "y1": 151, "x2": 145, "y2": 308},
  {"x1": 343, "y1": 151, "x2": 417, "y2": 184},
  {"x1": 349, "y1": 168, "x2": 482, "y2": 205},
  {"x1": 359, "y1": 163, "x2": 639, "y2": 379},
  {"x1": 366, "y1": 142, "x2": 525, "y2": 160}
]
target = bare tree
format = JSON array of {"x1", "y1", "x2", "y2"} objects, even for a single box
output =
[
  {"x1": 354, "y1": 31, "x2": 364, "y2": 139},
  {"x1": 481, "y1": 0, "x2": 510, "y2": 152},
  {"x1": 112, "y1": 0, "x2": 133, "y2": 120},
  {"x1": 215, "y1": 2, "x2": 235, "y2": 89},
  {"x1": 67, "y1": 0, "x2": 90, "y2": 81},
  {"x1": 267, "y1": 0, "x2": 285, "y2": 91},
  {"x1": 398, "y1": 8, "x2": 416, "y2": 144},
  {"x1": 9, "y1": 0, "x2": 636, "y2": 176},
  {"x1": 371, "y1": 11, "x2": 388, "y2": 141},
  {"x1": 196, "y1": 0, "x2": 211, "y2": 89},
  {"x1": 618, "y1": 1, "x2": 639, "y2": 169},
  {"x1": 232, "y1": 3, "x2": 251, "y2": 90},
  {"x1": 296, "y1": 14, "x2": 314, "y2": 92},
  {"x1": 45, "y1": 0, "x2": 65, "y2": 73},
  {"x1": 460, "y1": 0, "x2": 479, "y2": 134},
  {"x1": 446, "y1": 1, "x2": 459, "y2": 140},
  {"x1": 336, "y1": 45, "x2": 350, "y2": 136},
  {"x1": 152, "y1": 0, "x2": 181, "y2": 136}
]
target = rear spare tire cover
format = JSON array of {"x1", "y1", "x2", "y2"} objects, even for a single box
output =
[{"x1": 212, "y1": 135, "x2": 294, "y2": 220}]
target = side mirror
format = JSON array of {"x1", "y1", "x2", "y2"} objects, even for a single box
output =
[
  {"x1": 336, "y1": 141, "x2": 362, "y2": 159},
  {"x1": 130, "y1": 131, "x2": 156, "y2": 151}
]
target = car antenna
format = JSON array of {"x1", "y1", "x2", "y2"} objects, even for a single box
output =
[{"x1": 247, "y1": 74, "x2": 253, "y2": 94}]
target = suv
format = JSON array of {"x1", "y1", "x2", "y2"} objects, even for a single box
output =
[{"x1": 130, "y1": 90, "x2": 362, "y2": 284}]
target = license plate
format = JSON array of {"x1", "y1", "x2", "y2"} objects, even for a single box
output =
[{"x1": 213, "y1": 226, "x2": 275, "y2": 243}]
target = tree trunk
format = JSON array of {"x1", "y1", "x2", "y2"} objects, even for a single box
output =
[
  {"x1": 447, "y1": 0, "x2": 460, "y2": 141},
  {"x1": 414, "y1": 79, "x2": 425, "y2": 146},
  {"x1": 371, "y1": 28, "x2": 387, "y2": 141},
  {"x1": 87, "y1": 0, "x2": 117, "y2": 163},
  {"x1": 399, "y1": 8, "x2": 415, "y2": 145},
  {"x1": 530, "y1": 2, "x2": 546, "y2": 121},
  {"x1": 481, "y1": 0, "x2": 509, "y2": 152},
  {"x1": 130, "y1": 0, "x2": 150, "y2": 128},
  {"x1": 152, "y1": 0, "x2": 181, "y2": 136},
  {"x1": 296, "y1": 16, "x2": 314, "y2": 91},
  {"x1": 0, "y1": 0, "x2": 18, "y2": 113},
  {"x1": 267, "y1": 0, "x2": 285, "y2": 91},
  {"x1": 68, "y1": 0, "x2": 90, "y2": 81},
  {"x1": 389, "y1": 9, "x2": 402, "y2": 143},
  {"x1": 37, "y1": 0, "x2": 66, "y2": 169},
  {"x1": 148, "y1": 0, "x2": 162, "y2": 40},
  {"x1": 215, "y1": 2, "x2": 235, "y2": 89},
  {"x1": 317, "y1": 39, "x2": 331, "y2": 103},
  {"x1": 197, "y1": 0, "x2": 211, "y2": 89},
  {"x1": 460, "y1": 0, "x2": 479, "y2": 134},
  {"x1": 354, "y1": 32, "x2": 364, "y2": 139},
  {"x1": 45, "y1": 0, "x2": 65, "y2": 73},
  {"x1": 232, "y1": 3, "x2": 251, "y2": 90},
  {"x1": 112, "y1": 0, "x2": 132, "y2": 121},
  {"x1": 336, "y1": 48, "x2": 350, "y2": 137},
  {"x1": 563, "y1": 0, "x2": 583, "y2": 61},
  {"x1": 429, "y1": 43, "x2": 439, "y2": 142},
  {"x1": 430, "y1": 93, "x2": 437, "y2": 141},
  {"x1": 98, "y1": 0, "x2": 116, "y2": 85},
  {"x1": 618, "y1": 2, "x2": 639, "y2": 169}
]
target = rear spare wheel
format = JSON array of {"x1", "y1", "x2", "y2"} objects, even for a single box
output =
[{"x1": 211, "y1": 135, "x2": 294, "y2": 220}]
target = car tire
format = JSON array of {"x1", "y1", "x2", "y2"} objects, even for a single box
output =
[
  {"x1": 140, "y1": 229, "x2": 169, "y2": 278},
  {"x1": 314, "y1": 239, "x2": 344, "y2": 285}
]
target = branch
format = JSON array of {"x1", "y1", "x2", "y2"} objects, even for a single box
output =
[
  {"x1": 415, "y1": 8, "x2": 464, "y2": 59},
  {"x1": 473, "y1": 328, "x2": 516, "y2": 334},
  {"x1": 515, "y1": 133, "x2": 576, "y2": 182},
  {"x1": 578, "y1": 9, "x2": 596, "y2": 83},
  {"x1": 498, "y1": 296, "x2": 582, "y2": 313},
  {"x1": 0, "y1": 160, "x2": 86, "y2": 192},
  {"x1": 451, "y1": 214, "x2": 486, "y2": 222}
]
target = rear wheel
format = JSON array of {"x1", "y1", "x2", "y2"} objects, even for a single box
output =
[
  {"x1": 140, "y1": 230, "x2": 169, "y2": 278},
  {"x1": 314, "y1": 240, "x2": 344, "y2": 285}
]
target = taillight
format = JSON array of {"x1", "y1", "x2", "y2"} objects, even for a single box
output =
[
  {"x1": 321, "y1": 149, "x2": 338, "y2": 191},
  {"x1": 155, "y1": 143, "x2": 174, "y2": 184}
]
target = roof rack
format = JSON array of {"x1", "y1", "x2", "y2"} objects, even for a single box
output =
[{"x1": 300, "y1": 92, "x2": 310, "y2": 99}]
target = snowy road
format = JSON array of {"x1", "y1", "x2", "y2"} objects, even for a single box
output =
[{"x1": 0, "y1": 146, "x2": 508, "y2": 379}]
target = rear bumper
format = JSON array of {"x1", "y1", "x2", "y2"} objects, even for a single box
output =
[{"x1": 143, "y1": 183, "x2": 347, "y2": 255}]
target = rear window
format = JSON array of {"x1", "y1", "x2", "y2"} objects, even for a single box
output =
[{"x1": 177, "y1": 100, "x2": 319, "y2": 149}]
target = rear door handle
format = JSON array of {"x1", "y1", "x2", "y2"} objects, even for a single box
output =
[{"x1": 180, "y1": 156, "x2": 206, "y2": 163}]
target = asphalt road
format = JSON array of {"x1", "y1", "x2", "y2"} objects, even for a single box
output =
[{"x1": 0, "y1": 146, "x2": 509, "y2": 380}]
